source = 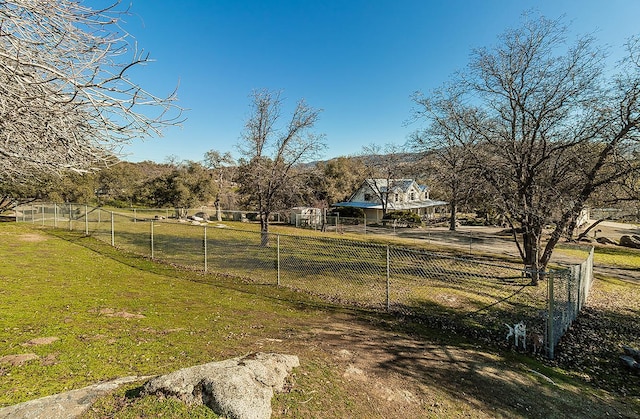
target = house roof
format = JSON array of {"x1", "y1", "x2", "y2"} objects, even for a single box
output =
[
  {"x1": 335, "y1": 178, "x2": 446, "y2": 210},
  {"x1": 332, "y1": 199, "x2": 447, "y2": 210},
  {"x1": 365, "y1": 178, "x2": 425, "y2": 193}
]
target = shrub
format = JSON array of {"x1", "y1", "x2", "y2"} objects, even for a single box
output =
[
  {"x1": 383, "y1": 211, "x2": 422, "y2": 224},
  {"x1": 332, "y1": 207, "x2": 364, "y2": 218}
]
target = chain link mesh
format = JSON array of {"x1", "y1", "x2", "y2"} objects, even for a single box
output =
[{"x1": 547, "y1": 248, "x2": 595, "y2": 355}]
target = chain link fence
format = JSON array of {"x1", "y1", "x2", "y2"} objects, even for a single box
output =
[
  {"x1": 14, "y1": 203, "x2": 593, "y2": 358},
  {"x1": 546, "y1": 247, "x2": 595, "y2": 358}
]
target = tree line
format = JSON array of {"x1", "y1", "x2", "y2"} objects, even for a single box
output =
[{"x1": 0, "y1": 147, "x2": 438, "y2": 217}]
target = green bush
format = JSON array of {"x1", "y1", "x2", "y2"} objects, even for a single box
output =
[
  {"x1": 383, "y1": 210, "x2": 422, "y2": 224},
  {"x1": 332, "y1": 207, "x2": 364, "y2": 218}
]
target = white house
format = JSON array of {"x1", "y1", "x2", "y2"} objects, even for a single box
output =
[{"x1": 332, "y1": 179, "x2": 447, "y2": 222}]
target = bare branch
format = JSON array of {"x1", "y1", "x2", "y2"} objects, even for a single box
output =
[{"x1": 0, "y1": 0, "x2": 184, "y2": 183}]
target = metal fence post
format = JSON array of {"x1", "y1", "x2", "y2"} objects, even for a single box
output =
[
  {"x1": 110, "y1": 211, "x2": 114, "y2": 246},
  {"x1": 133, "y1": 208, "x2": 137, "y2": 223},
  {"x1": 54, "y1": 203, "x2": 57, "y2": 228},
  {"x1": 32, "y1": 204, "x2": 35, "y2": 224},
  {"x1": 386, "y1": 245, "x2": 390, "y2": 311},
  {"x1": 569, "y1": 266, "x2": 576, "y2": 323},
  {"x1": 547, "y1": 272, "x2": 555, "y2": 359},
  {"x1": 277, "y1": 234, "x2": 281, "y2": 286},
  {"x1": 85, "y1": 205, "x2": 88, "y2": 235},
  {"x1": 69, "y1": 204, "x2": 72, "y2": 231},
  {"x1": 41, "y1": 204, "x2": 45, "y2": 226},
  {"x1": 150, "y1": 220, "x2": 154, "y2": 259},
  {"x1": 203, "y1": 225, "x2": 208, "y2": 272}
]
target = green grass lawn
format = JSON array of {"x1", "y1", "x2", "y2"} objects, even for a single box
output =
[
  {"x1": 557, "y1": 243, "x2": 640, "y2": 269},
  {"x1": 0, "y1": 223, "x2": 320, "y2": 408},
  {"x1": 1, "y1": 222, "x2": 638, "y2": 418}
]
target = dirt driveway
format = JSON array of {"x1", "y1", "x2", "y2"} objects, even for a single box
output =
[{"x1": 394, "y1": 220, "x2": 640, "y2": 263}]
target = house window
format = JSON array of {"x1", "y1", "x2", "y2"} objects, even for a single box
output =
[
  {"x1": 364, "y1": 193, "x2": 372, "y2": 202},
  {"x1": 410, "y1": 192, "x2": 415, "y2": 200},
  {"x1": 394, "y1": 193, "x2": 399, "y2": 202}
]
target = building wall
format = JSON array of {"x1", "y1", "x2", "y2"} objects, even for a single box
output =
[{"x1": 354, "y1": 180, "x2": 428, "y2": 205}]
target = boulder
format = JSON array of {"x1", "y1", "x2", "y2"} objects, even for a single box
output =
[
  {"x1": 623, "y1": 345, "x2": 640, "y2": 361},
  {"x1": 620, "y1": 355, "x2": 640, "y2": 371},
  {"x1": 142, "y1": 352, "x2": 299, "y2": 419},
  {"x1": 0, "y1": 376, "x2": 143, "y2": 419},
  {"x1": 619, "y1": 235, "x2": 640, "y2": 249},
  {"x1": 194, "y1": 212, "x2": 210, "y2": 221}
]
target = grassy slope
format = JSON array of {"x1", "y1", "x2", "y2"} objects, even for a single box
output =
[
  {"x1": 0, "y1": 223, "x2": 318, "y2": 411},
  {"x1": 0, "y1": 223, "x2": 638, "y2": 418}
]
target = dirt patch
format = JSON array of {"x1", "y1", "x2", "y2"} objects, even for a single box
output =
[
  {"x1": 22, "y1": 337, "x2": 59, "y2": 346},
  {"x1": 0, "y1": 354, "x2": 39, "y2": 366},
  {"x1": 274, "y1": 314, "x2": 635, "y2": 418},
  {"x1": 40, "y1": 353, "x2": 58, "y2": 366},
  {"x1": 17, "y1": 233, "x2": 47, "y2": 243},
  {"x1": 593, "y1": 221, "x2": 640, "y2": 243},
  {"x1": 94, "y1": 308, "x2": 146, "y2": 319}
]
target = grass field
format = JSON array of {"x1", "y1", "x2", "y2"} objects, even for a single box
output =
[{"x1": 0, "y1": 222, "x2": 639, "y2": 418}]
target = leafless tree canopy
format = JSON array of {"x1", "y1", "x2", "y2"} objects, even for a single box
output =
[
  {"x1": 0, "y1": 0, "x2": 182, "y2": 183},
  {"x1": 360, "y1": 143, "x2": 413, "y2": 217},
  {"x1": 236, "y1": 89, "x2": 325, "y2": 235},
  {"x1": 412, "y1": 14, "x2": 640, "y2": 284}
]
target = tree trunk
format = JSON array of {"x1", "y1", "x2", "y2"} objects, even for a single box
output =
[
  {"x1": 175, "y1": 207, "x2": 187, "y2": 219},
  {"x1": 214, "y1": 198, "x2": 222, "y2": 222},
  {"x1": 522, "y1": 227, "x2": 543, "y2": 285},
  {"x1": 449, "y1": 200, "x2": 457, "y2": 231},
  {"x1": 260, "y1": 212, "x2": 269, "y2": 247}
]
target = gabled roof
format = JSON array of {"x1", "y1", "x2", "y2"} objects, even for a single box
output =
[
  {"x1": 365, "y1": 178, "x2": 423, "y2": 194},
  {"x1": 332, "y1": 199, "x2": 447, "y2": 210}
]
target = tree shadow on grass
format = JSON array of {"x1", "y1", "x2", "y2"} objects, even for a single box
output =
[{"x1": 314, "y1": 308, "x2": 639, "y2": 418}]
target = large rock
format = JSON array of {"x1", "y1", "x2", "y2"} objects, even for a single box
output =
[
  {"x1": 142, "y1": 352, "x2": 299, "y2": 419},
  {"x1": 0, "y1": 376, "x2": 143, "y2": 419},
  {"x1": 619, "y1": 235, "x2": 640, "y2": 249},
  {"x1": 194, "y1": 212, "x2": 210, "y2": 221},
  {"x1": 623, "y1": 345, "x2": 640, "y2": 361}
]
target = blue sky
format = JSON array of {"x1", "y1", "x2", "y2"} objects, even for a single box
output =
[{"x1": 118, "y1": 0, "x2": 640, "y2": 164}]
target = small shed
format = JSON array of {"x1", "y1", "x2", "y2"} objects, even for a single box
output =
[{"x1": 290, "y1": 207, "x2": 323, "y2": 227}]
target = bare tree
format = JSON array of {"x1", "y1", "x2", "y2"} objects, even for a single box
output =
[
  {"x1": 413, "y1": 14, "x2": 640, "y2": 284},
  {"x1": 410, "y1": 86, "x2": 479, "y2": 231},
  {"x1": 0, "y1": 0, "x2": 182, "y2": 184},
  {"x1": 360, "y1": 143, "x2": 412, "y2": 218},
  {"x1": 236, "y1": 89, "x2": 325, "y2": 244},
  {"x1": 204, "y1": 150, "x2": 235, "y2": 221}
]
